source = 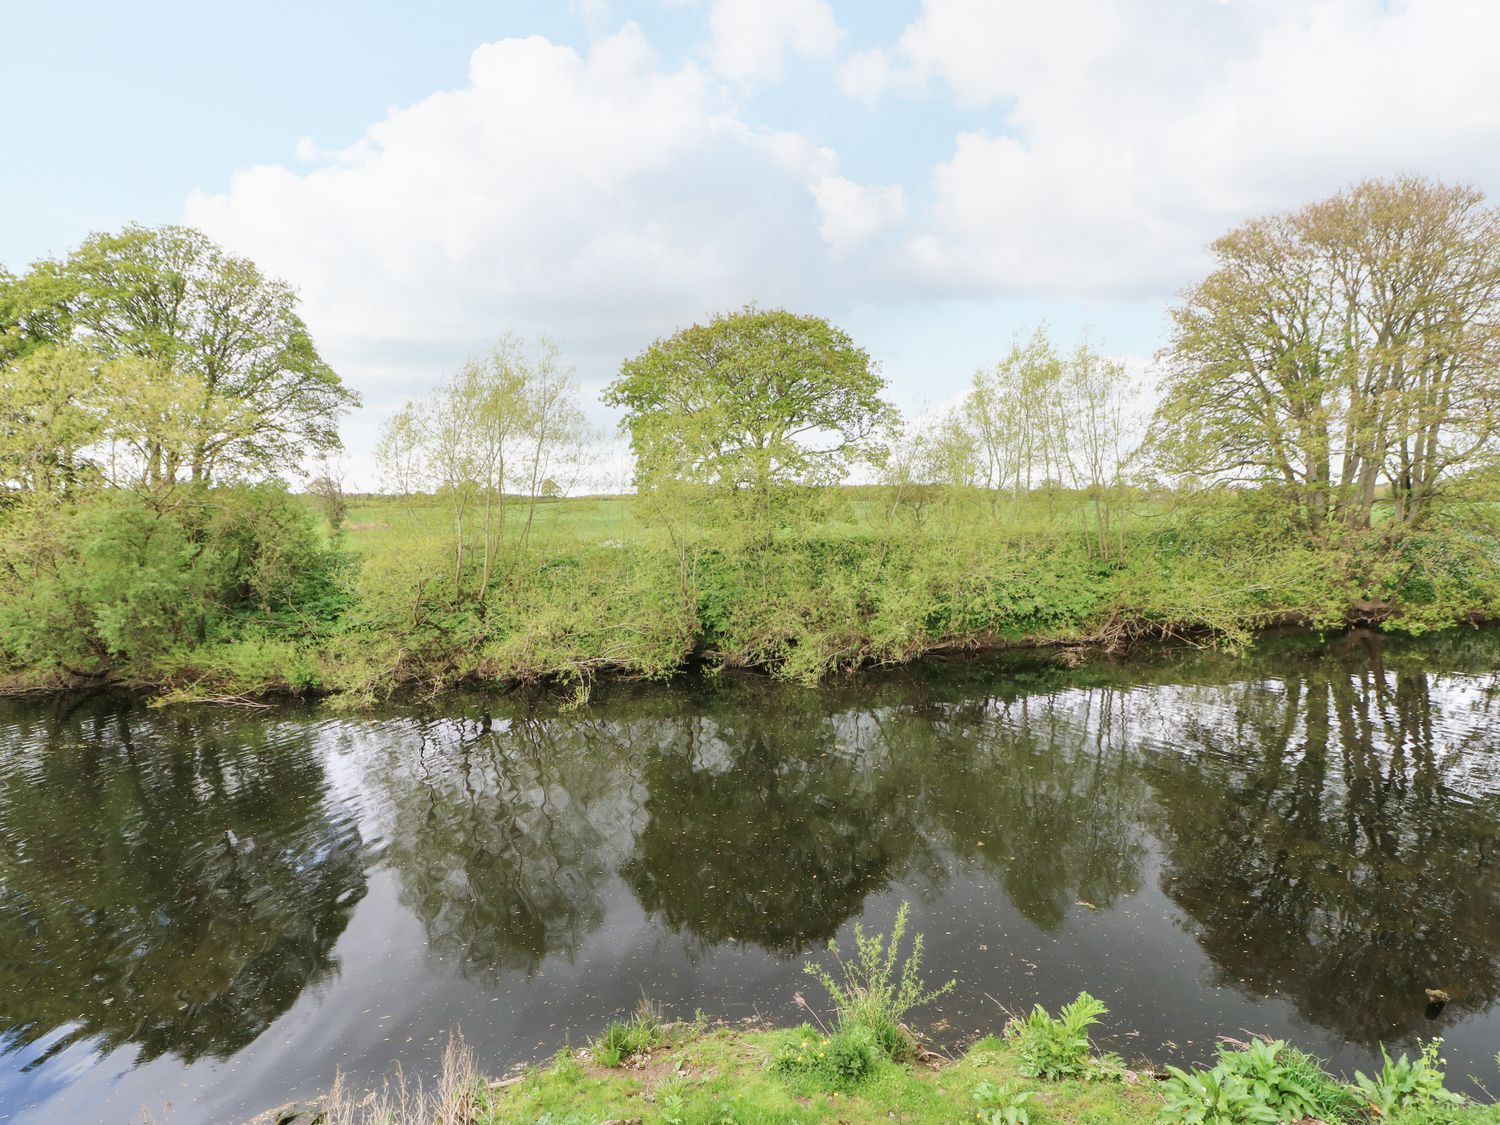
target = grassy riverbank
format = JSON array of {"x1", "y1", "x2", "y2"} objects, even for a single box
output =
[
  {"x1": 4, "y1": 487, "x2": 1500, "y2": 703},
  {"x1": 281, "y1": 1017, "x2": 1500, "y2": 1125}
]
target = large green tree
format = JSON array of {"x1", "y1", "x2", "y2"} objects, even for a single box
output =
[
  {"x1": 1, "y1": 224, "x2": 358, "y2": 488},
  {"x1": 605, "y1": 307, "x2": 895, "y2": 509},
  {"x1": 1150, "y1": 176, "x2": 1500, "y2": 531}
]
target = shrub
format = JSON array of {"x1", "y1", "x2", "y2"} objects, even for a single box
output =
[
  {"x1": 802, "y1": 901, "x2": 954, "y2": 1060},
  {"x1": 1004, "y1": 991, "x2": 1116, "y2": 1081}
]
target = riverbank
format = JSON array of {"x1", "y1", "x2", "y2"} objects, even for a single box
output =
[
  {"x1": 3, "y1": 490, "x2": 1499, "y2": 705},
  {"x1": 260, "y1": 1018, "x2": 1500, "y2": 1125}
]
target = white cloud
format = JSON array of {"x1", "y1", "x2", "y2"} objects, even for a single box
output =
[
  {"x1": 837, "y1": 47, "x2": 898, "y2": 104},
  {"x1": 183, "y1": 24, "x2": 893, "y2": 487},
  {"x1": 176, "y1": 3, "x2": 1500, "y2": 485},
  {"x1": 706, "y1": 0, "x2": 845, "y2": 83},
  {"x1": 812, "y1": 176, "x2": 905, "y2": 255},
  {"x1": 873, "y1": 0, "x2": 1500, "y2": 295}
]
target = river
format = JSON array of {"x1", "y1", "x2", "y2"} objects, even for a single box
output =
[{"x1": 1, "y1": 629, "x2": 1498, "y2": 1122}]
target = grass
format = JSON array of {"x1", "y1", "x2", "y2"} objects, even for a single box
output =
[
  {"x1": 282, "y1": 1023, "x2": 1500, "y2": 1125},
  {"x1": 291, "y1": 487, "x2": 1500, "y2": 702},
  {"x1": 304, "y1": 1023, "x2": 1500, "y2": 1125},
  {"x1": 477, "y1": 1025, "x2": 1160, "y2": 1125},
  {"x1": 592, "y1": 1000, "x2": 668, "y2": 1068},
  {"x1": 9, "y1": 484, "x2": 1500, "y2": 702}
]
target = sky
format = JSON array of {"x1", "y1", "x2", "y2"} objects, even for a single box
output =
[{"x1": 4, "y1": 0, "x2": 1500, "y2": 488}]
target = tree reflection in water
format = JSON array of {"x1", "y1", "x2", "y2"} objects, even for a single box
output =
[
  {"x1": 0, "y1": 701, "x2": 365, "y2": 1067},
  {"x1": 910, "y1": 684, "x2": 1148, "y2": 929},
  {"x1": 368, "y1": 711, "x2": 646, "y2": 975},
  {"x1": 620, "y1": 704, "x2": 937, "y2": 954},
  {"x1": 1148, "y1": 633, "x2": 1500, "y2": 1046},
  {"x1": 6, "y1": 630, "x2": 1495, "y2": 1088}
]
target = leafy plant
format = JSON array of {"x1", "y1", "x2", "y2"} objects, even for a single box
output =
[
  {"x1": 1353, "y1": 1040, "x2": 1463, "y2": 1117},
  {"x1": 770, "y1": 1024, "x2": 879, "y2": 1090},
  {"x1": 657, "y1": 1088, "x2": 687, "y2": 1125},
  {"x1": 973, "y1": 1079, "x2": 1035, "y2": 1125},
  {"x1": 1004, "y1": 991, "x2": 1116, "y2": 1081},
  {"x1": 802, "y1": 901, "x2": 954, "y2": 1059},
  {"x1": 1158, "y1": 1064, "x2": 1277, "y2": 1125},
  {"x1": 1213, "y1": 1038, "x2": 1353, "y2": 1123}
]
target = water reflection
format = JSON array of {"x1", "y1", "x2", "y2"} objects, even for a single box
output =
[
  {"x1": 621, "y1": 707, "x2": 935, "y2": 953},
  {"x1": 1150, "y1": 636, "x2": 1500, "y2": 1046},
  {"x1": 2, "y1": 632, "x2": 1499, "y2": 1123},
  {"x1": 0, "y1": 704, "x2": 365, "y2": 1067},
  {"x1": 368, "y1": 712, "x2": 642, "y2": 975},
  {"x1": 913, "y1": 687, "x2": 1149, "y2": 929}
]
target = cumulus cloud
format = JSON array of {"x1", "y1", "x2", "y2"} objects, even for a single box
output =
[
  {"x1": 183, "y1": 24, "x2": 902, "y2": 484},
  {"x1": 877, "y1": 0, "x2": 1500, "y2": 295},
  {"x1": 177, "y1": 2, "x2": 1500, "y2": 483},
  {"x1": 812, "y1": 176, "x2": 906, "y2": 255},
  {"x1": 706, "y1": 0, "x2": 845, "y2": 83},
  {"x1": 186, "y1": 27, "x2": 870, "y2": 383}
]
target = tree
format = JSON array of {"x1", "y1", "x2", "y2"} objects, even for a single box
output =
[
  {"x1": 604, "y1": 307, "x2": 895, "y2": 525},
  {"x1": 964, "y1": 329, "x2": 1073, "y2": 517},
  {"x1": 1065, "y1": 340, "x2": 1132, "y2": 556},
  {"x1": 957, "y1": 328, "x2": 1134, "y2": 550},
  {"x1": 0, "y1": 345, "x2": 104, "y2": 493},
  {"x1": 305, "y1": 459, "x2": 349, "y2": 530},
  {"x1": 377, "y1": 335, "x2": 588, "y2": 600},
  {"x1": 2, "y1": 224, "x2": 358, "y2": 488},
  {"x1": 1151, "y1": 177, "x2": 1500, "y2": 530}
]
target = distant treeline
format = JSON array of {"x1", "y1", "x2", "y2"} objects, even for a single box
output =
[{"x1": 2, "y1": 176, "x2": 1498, "y2": 698}]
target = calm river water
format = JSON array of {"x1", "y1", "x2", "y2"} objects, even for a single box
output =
[{"x1": 2, "y1": 630, "x2": 1498, "y2": 1122}]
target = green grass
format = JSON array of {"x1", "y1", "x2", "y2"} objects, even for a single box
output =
[
  {"x1": 478, "y1": 1026, "x2": 1161, "y2": 1125},
  {"x1": 469, "y1": 1025, "x2": 1500, "y2": 1125},
  {"x1": 8, "y1": 483, "x2": 1499, "y2": 702},
  {"x1": 302, "y1": 486, "x2": 1500, "y2": 702}
]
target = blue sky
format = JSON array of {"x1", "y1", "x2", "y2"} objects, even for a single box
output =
[{"x1": 5, "y1": 0, "x2": 1499, "y2": 485}]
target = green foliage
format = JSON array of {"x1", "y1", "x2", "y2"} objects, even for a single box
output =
[
  {"x1": 770, "y1": 1024, "x2": 880, "y2": 1091},
  {"x1": 481, "y1": 1022, "x2": 1500, "y2": 1125},
  {"x1": 1352, "y1": 1041, "x2": 1463, "y2": 1118},
  {"x1": 1211, "y1": 1039, "x2": 1356, "y2": 1123},
  {"x1": 802, "y1": 901, "x2": 954, "y2": 1060},
  {"x1": 606, "y1": 306, "x2": 896, "y2": 507},
  {"x1": 0, "y1": 485, "x2": 342, "y2": 685},
  {"x1": 591, "y1": 1003, "x2": 665, "y2": 1068},
  {"x1": 1003, "y1": 992, "x2": 1115, "y2": 1082},
  {"x1": 973, "y1": 1079, "x2": 1035, "y2": 1125},
  {"x1": 4, "y1": 223, "x2": 357, "y2": 486},
  {"x1": 1157, "y1": 1064, "x2": 1276, "y2": 1125}
]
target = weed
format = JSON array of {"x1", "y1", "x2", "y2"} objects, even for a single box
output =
[
  {"x1": 802, "y1": 901, "x2": 954, "y2": 1059},
  {"x1": 1157, "y1": 1064, "x2": 1275, "y2": 1125},
  {"x1": 1212, "y1": 1038, "x2": 1357, "y2": 1123},
  {"x1": 657, "y1": 1079, "x2": 688, "y2": 1125},
  {"x1": 1004, "y1": 991, "x2": 1117, "y2": 1081},
  {"x1": 973, "y1": 1079, "x2": 1035, "y2": 1125},
  {"x1": 591, "y1": 999, "x2": 665, "y2": 1068},
  {"x1": 1353, "y1": 1040, "x2": 1463, "y2": 1117},
  {"x1": 770, "y1": 1024, "x2": 881, "y2": 1091}
]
